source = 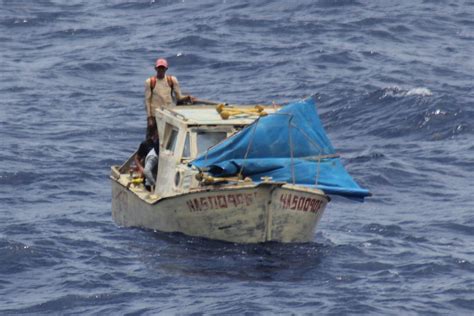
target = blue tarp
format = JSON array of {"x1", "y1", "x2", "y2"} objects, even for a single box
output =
[{"x1": 191, "y1": 96, "x2": 370, "y2": 199}]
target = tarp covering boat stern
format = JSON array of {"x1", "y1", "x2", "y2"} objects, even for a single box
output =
[{"x1": 191, "y1": 97, "x2": 370, "y2": 199}]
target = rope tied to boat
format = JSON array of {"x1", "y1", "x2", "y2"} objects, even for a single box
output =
[
  {"x1": 195, "y1": 172, "x2": 252, "y2": 185},
  {"x1": 216, "y1": 104, "x2": 268, "y2": 120}
]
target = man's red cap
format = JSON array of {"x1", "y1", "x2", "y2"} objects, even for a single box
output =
[{"x1": 155, "y1": 58, "x2": 168, "y2": 68}]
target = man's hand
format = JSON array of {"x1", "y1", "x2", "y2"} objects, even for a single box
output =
[
  {"x1": 183, "y1": 95, "x2": 196, "y2": 104},
  {"x1": 189, "y1": 96, "x2": 197, "y2": 104}
]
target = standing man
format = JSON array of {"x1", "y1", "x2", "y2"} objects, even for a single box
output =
[{"x1": 145, "y1": 58, "x2": 195, "y2": 126}]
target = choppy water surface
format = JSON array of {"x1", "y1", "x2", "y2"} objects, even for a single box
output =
[{"x1": 1, "y1": 0, "x2": 473, "y2": 314}]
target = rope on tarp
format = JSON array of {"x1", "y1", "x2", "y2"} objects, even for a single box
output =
[
  {"x1": 287, "y1": 121, "x2": 336, "y2": 186},
  {"x1": 288, "y1": 115, "x2": 295, "y2": 185}
]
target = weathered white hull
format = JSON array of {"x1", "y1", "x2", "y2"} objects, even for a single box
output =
[{"x1": 111, "y1": 177, "x2": 329, "y2": 243}]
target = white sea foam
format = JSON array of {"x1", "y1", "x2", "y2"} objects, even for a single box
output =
[
  {"x1": 381, "y1": 86, "x2": 432, "y2": 98},
  {"x1": 380, "y1": 86, "x2": 403, "y2": 98},
  {"x1": 406, "y1": 87, "x2": 432, "y2": 96}
]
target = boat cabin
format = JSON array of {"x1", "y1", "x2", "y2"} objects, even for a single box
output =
[{"x1": 153, "y1": 105, "x2": 277, "y2": 198}]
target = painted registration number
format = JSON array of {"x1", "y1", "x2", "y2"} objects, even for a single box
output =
[
  {"x1": 278, "y1": 193, "x2": 324, "y2": 213},
  {"x1": 186, "y1": 192, "x2": 256, "y2": 212}
]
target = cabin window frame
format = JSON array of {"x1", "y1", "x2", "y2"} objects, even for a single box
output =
[
  {"x1": 189, "y1": 127, "x2": 236, "y2": 156},
  {"x1": 182, "y1": 132, "x2": 191, "y2": 159},
  {"x1": 163, "y1": 123, "x2": 179, "y2": 153}
]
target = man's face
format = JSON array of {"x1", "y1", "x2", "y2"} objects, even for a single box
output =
[{"x1": 155, "y1": 66, "x2": 167, "y2": 78}]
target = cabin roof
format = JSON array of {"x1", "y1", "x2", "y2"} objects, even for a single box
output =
[{"x1": 157, "y1": 104, "x2": 279, "y2": 126}]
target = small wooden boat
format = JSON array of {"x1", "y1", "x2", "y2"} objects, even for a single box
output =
[{"x1": 110, "y1": 97, "x2": 369, "y2": 243}]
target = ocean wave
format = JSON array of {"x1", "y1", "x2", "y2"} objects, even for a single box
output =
[{"x1": 380, "y1": 86, "x2": 433, "y2": 98}]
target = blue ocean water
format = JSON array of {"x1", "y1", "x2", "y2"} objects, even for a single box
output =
[{"x1": 1, "y1": 0, "x2": 473, "y2": 314}]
